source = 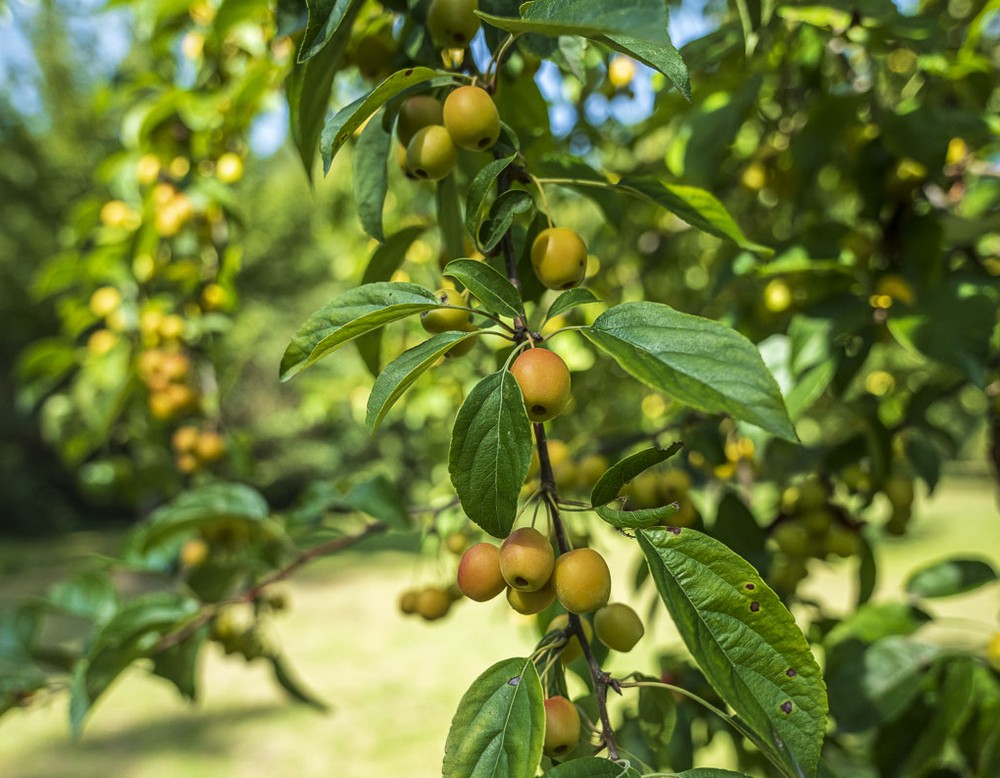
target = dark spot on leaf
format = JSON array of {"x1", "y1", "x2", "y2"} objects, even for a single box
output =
[
  {"x1": 507, "y1": 676, "x2": 521, "y2": 686},
  {"x1": 404, "y1": 69, "x2": 414, "y2": 76},
  {"x1": 745, "y1": 583, "x2": 755, "y2": 590},
  {"x1": 666, "y1": 526, "x2": 681, "y2": 535},
  {"x1": 780, "y1": 701, "x2": 793, "y2": 714},
  {"x1": 750, "y1": 601, "x2": 760, "y2": 612},
  {"x1": 786, "y1": 668, "x2": 797, "y2": 677}
]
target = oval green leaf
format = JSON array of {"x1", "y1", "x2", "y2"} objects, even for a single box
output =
[
  {"x1": 444, "y1": 259, "x2": 523, "y2": 319},
  {"x1": 545, "y1": 288, "x2": 602, "y2": 321},
  {"x1": 367, "y1": 330, "x2": 478, "y2": 434},
  {"x1": 584, "y1": 302, "x2": 797, "y2": 442},
  {"x1": 443, "y1": 657, "x2": 544, "y2": 778},
  {"x1": 448, "y1": 370, "x2": 533, "y2": 538},
  {"x1": 591, "y1": 442, "x2": 684, "y2": 529},
  {"x1": 543, "y1": 757, "x2": 641, "y2": 777},
  {"x1": 280, "y1": 282, "x2": 439, "y2": 381},
  {"x1": 904, "y1": 557, "x2": 998, "y2": 599},
  {"x1": 619, "y1": 177, "x2": 773, "y2": 257},
  {"x1": 320, "y1": 68, "x2": 456, "y2": 174},
  {"x1": 638, "y1": 527, "x2": 827, "y2": 777},
  {"x1": 353, "y1": 106, "x2": 391, "y2": 241}
]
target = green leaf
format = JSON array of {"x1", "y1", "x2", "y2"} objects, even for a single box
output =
[
  {"x1": 444, "y1": 259, "x2": 523, "y2": 319},
  {"x1": 131, "y1": 482, "x2": 269, "y2": 553},
  {"x1": 362, "y1": 225, "x2": 427, "y2": 284},
  {"x1": 465, "y1": 152, "x2": 517, "y2": 238},
  {"x1": 899, "y1": 658, "x2": 975, "y2": 777},
  {"x1": 604, "y1": 32, "x2": 690, "y2": 100},
  {"x1": 639, "y1": 527, "x2": 827, "y2": 777},
  {"x1": 675, "y1": 770, "x2": 755, "y2": 778},
  {"x1": 438, "y1": 173, "x2": 466, "y2": 262},
  {"x1": 478, "y1": 189, "x2": 535, "y2": 252},
  {"x1": 320, "y1": 68, "x2": 455, "y2": 174},
  {"x1": 70, "y1": 593, "x2": 199, "y2": 736},
  {"x1": 826, "y1": 636, "x2": 940, "y2": 734},
  {"x1": 545, "y1": 287, "x2": 602, "y2": 321},
  {"x1": 619, "y1": 178, "x2": 773, "y2": 257},
  {"x1": 367, "y1": 331, "x2": 478, "y2": 433},
  {"x1": 585, "y1": 302, "x2": 797, "y2": 441},
  {"x1": 904, "y1": 557, "x2": 997, "y2": 599},
  {"x1": 152, "y1": 628, "x2": 206, "y2": 702},
  {"x1": 286, "y1": 3, "x2": 359, "y2": 178},
  {"x1": 543, "y1": 757, "x2": 642, "y2": 776},
  {"x1": 270, "y1": 653, "x2": 329, "y2": 711},
  {"x1": 712, "y1": 491, "x2": 768, "y2": 573},
  {"x1": 478, "y1": 0, "x2": 689, "y2": 97},
  {"x1": 448, "y1": 371, "x2": 533, "y2": 538},
  {"x1": 353, "y1": 107, "x2": 392, "y2": 241},
  {"x1": 442, "y1": 657, "x2": 544, "y2": 778},
  {"x1": 281, "y1": 282, "x2": 439, "y2": 381},
  {"x1": 299, "y1": 0, "x2": 361, "y2": 62},
  {"x1": 47, "y1": 570, "x2": 119, "y2": 624},
  {"x1": 590, "y1": 443, "x2": 684, "y2": 529},
  {"x1": 340, "y1": 474, "x2": 410, "y2": 530}
]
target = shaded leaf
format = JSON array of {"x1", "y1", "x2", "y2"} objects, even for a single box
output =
[
  {"x1": 353, "y1": 107, "x2": 392, "y2": 241},
  {"x1": 905, "y1": 557, "x2": 997, "y2": 599},
  {"x1": 478, "y1": 189, "x2": 535, "y2": 252},
  {"x1": 543, "y1": 757, "x2": 642, "y2": 776},
  {"x1": 271, "y1": 653, "x2": 329, "y2": 711},
  {"x1": 340, "y1": 474, "x2": 410, "y2": 530}
]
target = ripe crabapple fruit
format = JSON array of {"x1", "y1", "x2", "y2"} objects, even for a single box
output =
[
  {"x1": 506, "y1": 583, "x2": 555, "y2": 615},
  {"x1": 594, "y1": 602, "x2": 644, "y2": 652},
  {"x1": 500, "y1": 527, "x2": 554, "y2": 592},
  {"x1": 546, "y1": 613, "x2": 592, "y2": 664},
  {"x1": 443, "y1": 86, "x2": 500, "y2": 151},
  {"x1": 396, "y1": 96, "x2": 444, "y2": 148},
  {"x1": 553, "y1": 548, "x2": 611, "y2": 614},
  {"x1": 543, "y1": 695, "x2": 581, "y2": 757},
  {"x1": 531, "y1": 227, "x2": 588, "y2": 290},
  {"x1": 456, "y1": 542, "x2": 506, "y2": 602},
  {"x1": 427, "y1": 0, "x2": 480, "y2": 48},
  {"x1": 406, "y1": 125, "x2": 457, "y2": 181},
  {"x1": 421, "y1": 288, "x2": 472, "y2": 334},
  {"x1": 510, "y1": 348, "x2": 571, "y2": 423}
]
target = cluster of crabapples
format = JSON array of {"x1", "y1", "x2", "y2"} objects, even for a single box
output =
[
  {"x1": 766, "y1": 476, "x2": 862, "y2": 592},
  {"x1": 456, "y1": 529, "x2": 645, "y2": 756}
]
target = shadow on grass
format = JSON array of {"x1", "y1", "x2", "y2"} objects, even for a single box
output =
[{"x1": 8, "y1": 703, "x2": 288, "y2": 777}]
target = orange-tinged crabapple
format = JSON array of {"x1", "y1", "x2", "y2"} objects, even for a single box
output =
[
  {"x1": 510, "y1": 348, "x2": 571, "y2": 423},
  {"x1": 500, "y1": 527, "x2": 554, "y2": 592},
  {"x1": 457, "y1": 542, "x2": 506, "y2": 602},
  {"x1": 543, "y1": 696, "x2": 581, "y2": 757}
]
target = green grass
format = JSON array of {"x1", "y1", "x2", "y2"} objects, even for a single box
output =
[{"x1": 0, "y1": 477, "x2": 997, "y2": 777}]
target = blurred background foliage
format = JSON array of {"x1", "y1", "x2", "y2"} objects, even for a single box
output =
[{"x1": 1, "y1": 0, "x2": 999, "y2": 773}]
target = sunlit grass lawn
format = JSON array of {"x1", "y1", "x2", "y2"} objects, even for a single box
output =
[{"x1": 0, "y1": 477, "x2": 997, "y2": 777}]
